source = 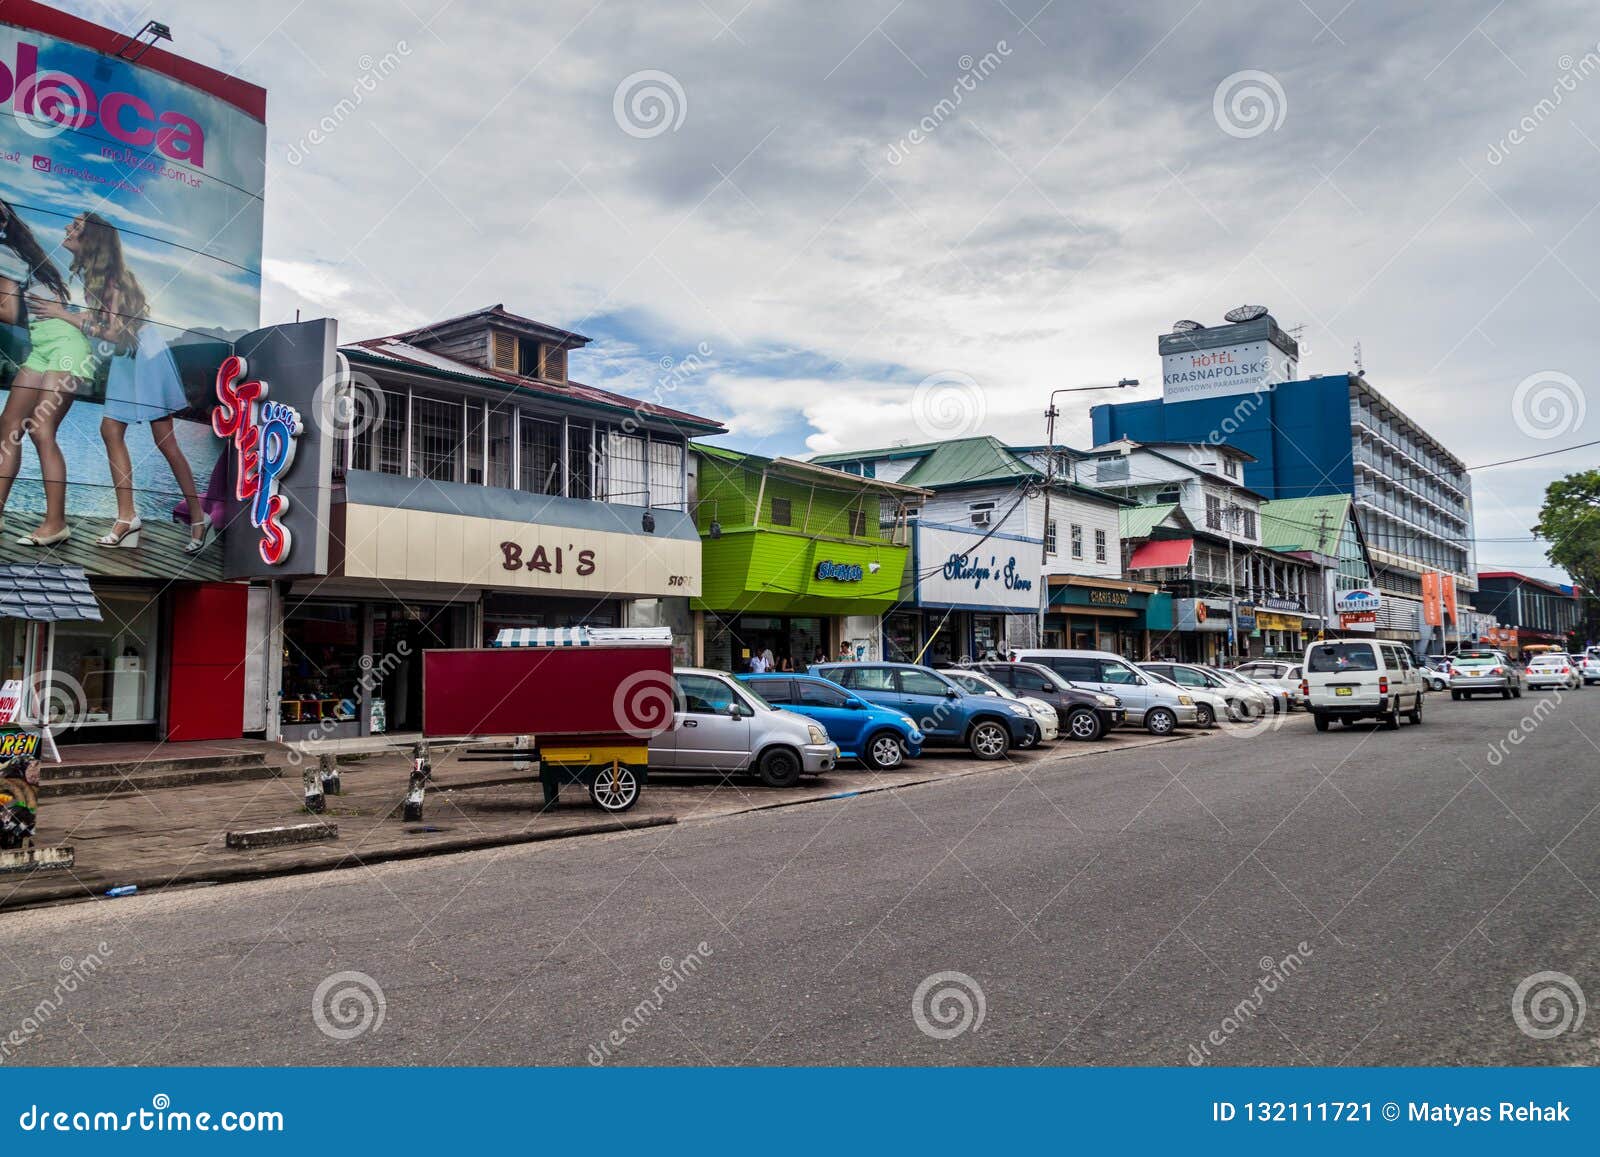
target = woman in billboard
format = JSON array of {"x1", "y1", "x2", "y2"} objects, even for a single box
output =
[
  {"x1": 0, "y1": 198, "x2": 87, "y2": 548},
  {"x1": 27, "y1": 213, "x2": 210, "y2": 554}
]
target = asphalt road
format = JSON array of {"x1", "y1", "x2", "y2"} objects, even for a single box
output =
[{"x1": 6, "y1": 690, "x2": 1599, "y2": 1067}]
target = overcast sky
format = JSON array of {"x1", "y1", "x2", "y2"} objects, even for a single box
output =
[{"x1": 70, "y1": 0, "x2": 1600, "y2": 581}]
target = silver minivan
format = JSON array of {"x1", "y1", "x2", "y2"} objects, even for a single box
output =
[
  {"x1": 649, "y1": 668, "x2": 839, "y2": 786},
  {"x1": 1011, "y1": 649, "x2": 1199, "y2": 735}
]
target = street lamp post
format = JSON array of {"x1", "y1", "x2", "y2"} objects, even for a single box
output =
[{"x1": 1037, "y1": 379, "x2": 1138, "y2": 644}]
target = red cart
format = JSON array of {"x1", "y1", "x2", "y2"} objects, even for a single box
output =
[{"x1": 404, "y1": 627, "x2": 676, "y2": 816}]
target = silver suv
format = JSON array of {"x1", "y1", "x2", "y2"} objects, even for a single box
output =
[
  {"x1": 1010, "y1": 649, "x2": 1199, "y2": 735},
  {"x1": 1448, "y1": 650, "x2": 1523, "y2": 700},
  {"x1": 649, "y1": 669, "x2": 839, "y2": 786}
]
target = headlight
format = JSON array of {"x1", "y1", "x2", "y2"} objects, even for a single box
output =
[
  {"x1": 1007, "y1": 703, "x2": 1031, "y2": 717},
  {"x1": 806, "y1": 724, "x2": 828, "y2": 745},
  {"x1": 1177, "y1": 695, "x2": 1194, "y2": 706},
  {"x1": 1095, "y1": 694, "x2": 1118, "y2": 707}
]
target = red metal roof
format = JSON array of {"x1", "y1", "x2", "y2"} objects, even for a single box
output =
[{"x1": 1127, "y1": 538, "x2": 1194, "y2": 570}]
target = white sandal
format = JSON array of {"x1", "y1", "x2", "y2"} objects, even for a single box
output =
[{"x1": 97, "y1": 516, "x2": 142, "y2": 549}]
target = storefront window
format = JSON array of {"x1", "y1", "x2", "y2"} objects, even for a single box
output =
[
  {"x1": 626, "y1": 598, "x2": 694, "y2": 665},
  {"x1": 884, "y1": 612, "x2": 919, "y2": 662},
  {"x1": 973, "y1": 615, "x2": 1003, "y2": 660},
  {"x1": 708, "y1": 614, "x2": 828, "y2": 672},
  {"x1": 49, "y1": 590, "x2": 161, "y2": 726},
  {"x1": 280, "y1": 603, "x2": 362, "y2": 728}
]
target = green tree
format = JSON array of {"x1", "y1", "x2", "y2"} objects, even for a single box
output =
[{"x1": 1533, "y1": 469, "x2": 1600, "y2": 645}]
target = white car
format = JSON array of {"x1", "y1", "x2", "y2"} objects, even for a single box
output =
[
  {"x1": 1233, "y1": 660, "x2": 1306, "y2": 707},
  {"x1": 1141, "y1": 662, "x2": 1272, "y2": 723},
  {"x1": 1212, "y1": 666, "x2": 1288, "y2": 714},
  {"x1": 942, "y1": 669, "x2": 1059, "y2": 746},
  {"x1": 1525, "y1": 654, "x2": 1583, "y2": 691},
  {"x1": 1138, "y1": 664, "x2": 1233, "y2": 728},
  {"x1": 1011, "y1": 649, "x2": 1199, "y2": 735},
  {"x1": 1578, "y1": 650, "x2": 1600, "y2": 686}
]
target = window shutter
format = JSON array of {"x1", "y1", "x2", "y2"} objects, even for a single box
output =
[
  {"x1": 540, "y1": 344, "x2": 568, "y2": 383},
  {"x1": 489, "y1": 330, "x2": 519, "y2": 372}
]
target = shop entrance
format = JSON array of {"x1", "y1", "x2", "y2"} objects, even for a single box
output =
[
  {"x1": 707, "y1": 615, "x2": 829, "y2": 672},
  {"x1": 370, "y1": 604, "x2": 458, "y2": 734}
]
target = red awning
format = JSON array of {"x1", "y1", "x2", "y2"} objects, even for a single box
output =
[{"x1": 1127, "y1": 538, "x2": 1194, "y2": 570}]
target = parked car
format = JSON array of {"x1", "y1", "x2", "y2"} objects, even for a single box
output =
[
  {"x1": 1302, "y1": 640, "x2": 1427, "y2": 730},
  {"x1": 1139, "y1": 664, "x2": 1231, "y2": 728},
  {"x1": 810, "y1": 661, "x2": 1037, "y2": 759},
  {"x1": 1448, "y1": 649, "x2": 1523, "y2": 700},
  {"x1": 1580, "y1": 648, "x2": 1600, "y2": 686},
  {"x1": 1143, "y1": 661, "x2": 1272, "y2": 722},
  {"x1": 738, "y1": 673, "x2": 923, "y2": 770},
  {"x1": 1010, "y1": 649, "x2": 1199, "y2": 735},
  {"x1": 1413, "y1": 656, "x2": 1452, "y2": 691},
  {"x1": 1213, "y1": 666, "x2": 1292, "y2": 713},
  {"x1": 940, "y1": 668, "x2": 1059, "y2": 746},
  {"x1": 1524, "y1": 653, "x2": 1583, "y2": 691},
  {"x1": 1233, "y1": 659, "x2": 1306, "y2": 707},
  {"x1": 651, "y1": 669, "x2": 839, "y2": 786},
  {"x1": 971, "y1": 660, "x2": 1127, "y2": 741}
]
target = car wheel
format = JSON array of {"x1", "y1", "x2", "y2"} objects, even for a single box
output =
[
  {"x1": 1196, "y1": 703, "x2": 1215, "y2": 728},
  {"x1": 1066, "y1": 708, "x2": 1103, "y2": 741},
  {"x1": 588, "y1": 763, "x2": 641, "y2": 812},
  {"x1": 1145, "y1": 707, "x2": 1177, "y2": 736},
  {"x1": 1016, "y1": 728, "x2": 1038, "y2": 750},
  {"x1": 1314, "y1": 712, "x2": 1330, "y2": 732},
  {"x1": 1451, "y1": 690, "x2": 1461, "y2": 701},
  {"x1": 863, "y1": 731, "x2": 905, "y2": 771},
  {"x1": 1408, "y1": 697, "x2": 1423, "y2": 725},
  {"x1": 1512, "y1": 686, "x2": 1522, "y2": 698},
  {"x1": 756, "y1": 747, "x2": 803, "y2": 788},
  {"x1": 1383, "y1": 709, "x2": 1400, "y2": 730},
  {"x1": 1501, "y1": 688, "x2": 1512, "y2": 700},
  {"x1": 968, "y1": 720, "x2": 1010, "y2": 760}
]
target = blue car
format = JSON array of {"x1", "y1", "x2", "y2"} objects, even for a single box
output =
[
  {"x1": 738, "y1": 673, "x2": 923, "y2": 770},
  {"x1": 809, "y1": 661, "x2": 1037, "y2": 760}
]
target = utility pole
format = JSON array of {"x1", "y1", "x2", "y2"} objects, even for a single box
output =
[{"x1": 1037, "y1": 379, "x2": 1138, "y2": 646}]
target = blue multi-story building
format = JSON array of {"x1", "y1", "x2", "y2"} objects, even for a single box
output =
[{"x1": 1091, "y1": 315, "x2": 1476, "y2": 654}]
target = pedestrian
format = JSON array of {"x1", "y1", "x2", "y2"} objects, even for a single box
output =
[
  {"x1": 748, "y1": 652, "x2": 766, "y2": 674},
  {"x1": 836, "y1": 642, "x2": 853, "y2": 662}
]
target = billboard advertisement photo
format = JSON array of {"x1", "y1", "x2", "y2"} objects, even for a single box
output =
[{"x1": 0, "y1": 1, "x2": 265, "y2": 579}]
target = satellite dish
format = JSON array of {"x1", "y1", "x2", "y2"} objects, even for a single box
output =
[
  {"x1": 1170, "y1": 319, "x2": 1203, "y2": 332},
  {"x1": 1224, "y1": 304, "x2": 1269, "y2": 323}
]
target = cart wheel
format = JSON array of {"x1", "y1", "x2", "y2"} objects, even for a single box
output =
[{"x1": 589, "y1": 762, "x2": 641, "y2": 813}]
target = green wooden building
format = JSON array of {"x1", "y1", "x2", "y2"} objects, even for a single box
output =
[{"x1": 690, "y1": 445, "x2": 928, "y2": 670}]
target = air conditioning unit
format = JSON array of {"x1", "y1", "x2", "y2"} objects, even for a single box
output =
[{"x1": 970, "y1": 502, "x2": 995, "y2": 528}]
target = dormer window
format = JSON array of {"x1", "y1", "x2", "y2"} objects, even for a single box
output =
[
  {"x1": 1223, "y1": 457, "x2": 1238, "y2": 479},
  {"x1": 487, "y1": 329, "x2": 568, "y2": 382}
]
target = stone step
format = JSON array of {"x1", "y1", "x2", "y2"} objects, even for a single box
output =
[
  {"x1": 39, "y1": 761, "x2": 287, "y2": 799},
  {"x1": 39, "y1": 751, "x2": 274, "y2": 782}
]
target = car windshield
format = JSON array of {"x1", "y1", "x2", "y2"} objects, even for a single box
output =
[
  {"x1": 1019, "y1": 663, "x2": 1073, "y2": 691},
  {"x1": 1306, "y1": 643, "x2": 1378, "y2": 673},
  {"x1": 1142, "y1": 668, "x2": 1180, "y2": 688},
  {"x1": 1210, "y1": 669, "x2": 1247, "y2": 685},
  {"x1": 947, "y1": 672, "x2": 1012, "y2": 698}
]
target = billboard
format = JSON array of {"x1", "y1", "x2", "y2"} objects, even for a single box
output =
[{"x1": 0, "y1": 3, "x2": 265, "y2": 580}]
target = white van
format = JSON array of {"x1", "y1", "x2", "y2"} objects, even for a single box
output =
[{"x1": 1302, "y1": 640, "x2": 1427, "y2": 731}]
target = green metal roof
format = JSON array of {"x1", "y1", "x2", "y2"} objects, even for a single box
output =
[
  {"x1": 1120, "y1": 503, "x2": 1184, "y2": 540},
  {"x1": 1259, "y1": 495, "x2": 1351, "y2": 555},
  {"x1": 811, "y1": 436, "x2": 1041, "y2": 489}
]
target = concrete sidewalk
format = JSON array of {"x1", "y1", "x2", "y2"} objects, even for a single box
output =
[{"x1": 1, "y1": 731, "x2": 1192, "y2": 911}]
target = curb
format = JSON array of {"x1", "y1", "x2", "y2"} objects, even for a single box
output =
[{"x1": 4, "y1": 730, "x2": 1192, "y2": 912}]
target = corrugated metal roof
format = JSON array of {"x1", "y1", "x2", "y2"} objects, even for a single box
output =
[
  {"x1": 0, "y1": 563, "x2": 102, "y2": 622},
  {"x1": 892, "y1": 437, "x2": 1040, "y2": 488},
  {"x1": 1120, "y1": 503, "x2": 1183, "y2": 540},
  {"x1": 1259, "y1": 495, "x2": 1351, "y2": 555}
]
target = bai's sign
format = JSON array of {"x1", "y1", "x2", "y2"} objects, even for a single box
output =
[
  {"x1": 213, "y1": 355, "x2": 302, "y2": 566},
  {"x1": 916, "y1": 524, "x2": 1040, "y2": 612}
]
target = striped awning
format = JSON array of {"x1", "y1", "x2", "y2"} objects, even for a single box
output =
[{"x1": 492, "y1": 626, "x2": 673, "y2": 648}]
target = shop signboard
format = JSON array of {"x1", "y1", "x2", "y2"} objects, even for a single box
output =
[
  {"x1": 1336, "y1": 587, "x2": 1381, "y2": 634},
  {"x1": 916, "y1": 523, "x2": 1040, "y2": 612},
  {"x1": 1236, "y1": 602, "x2": 1257, "y2": 632},
  {"x1": 0, "y1": 3, "x2": 265, "y2": 580}
]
